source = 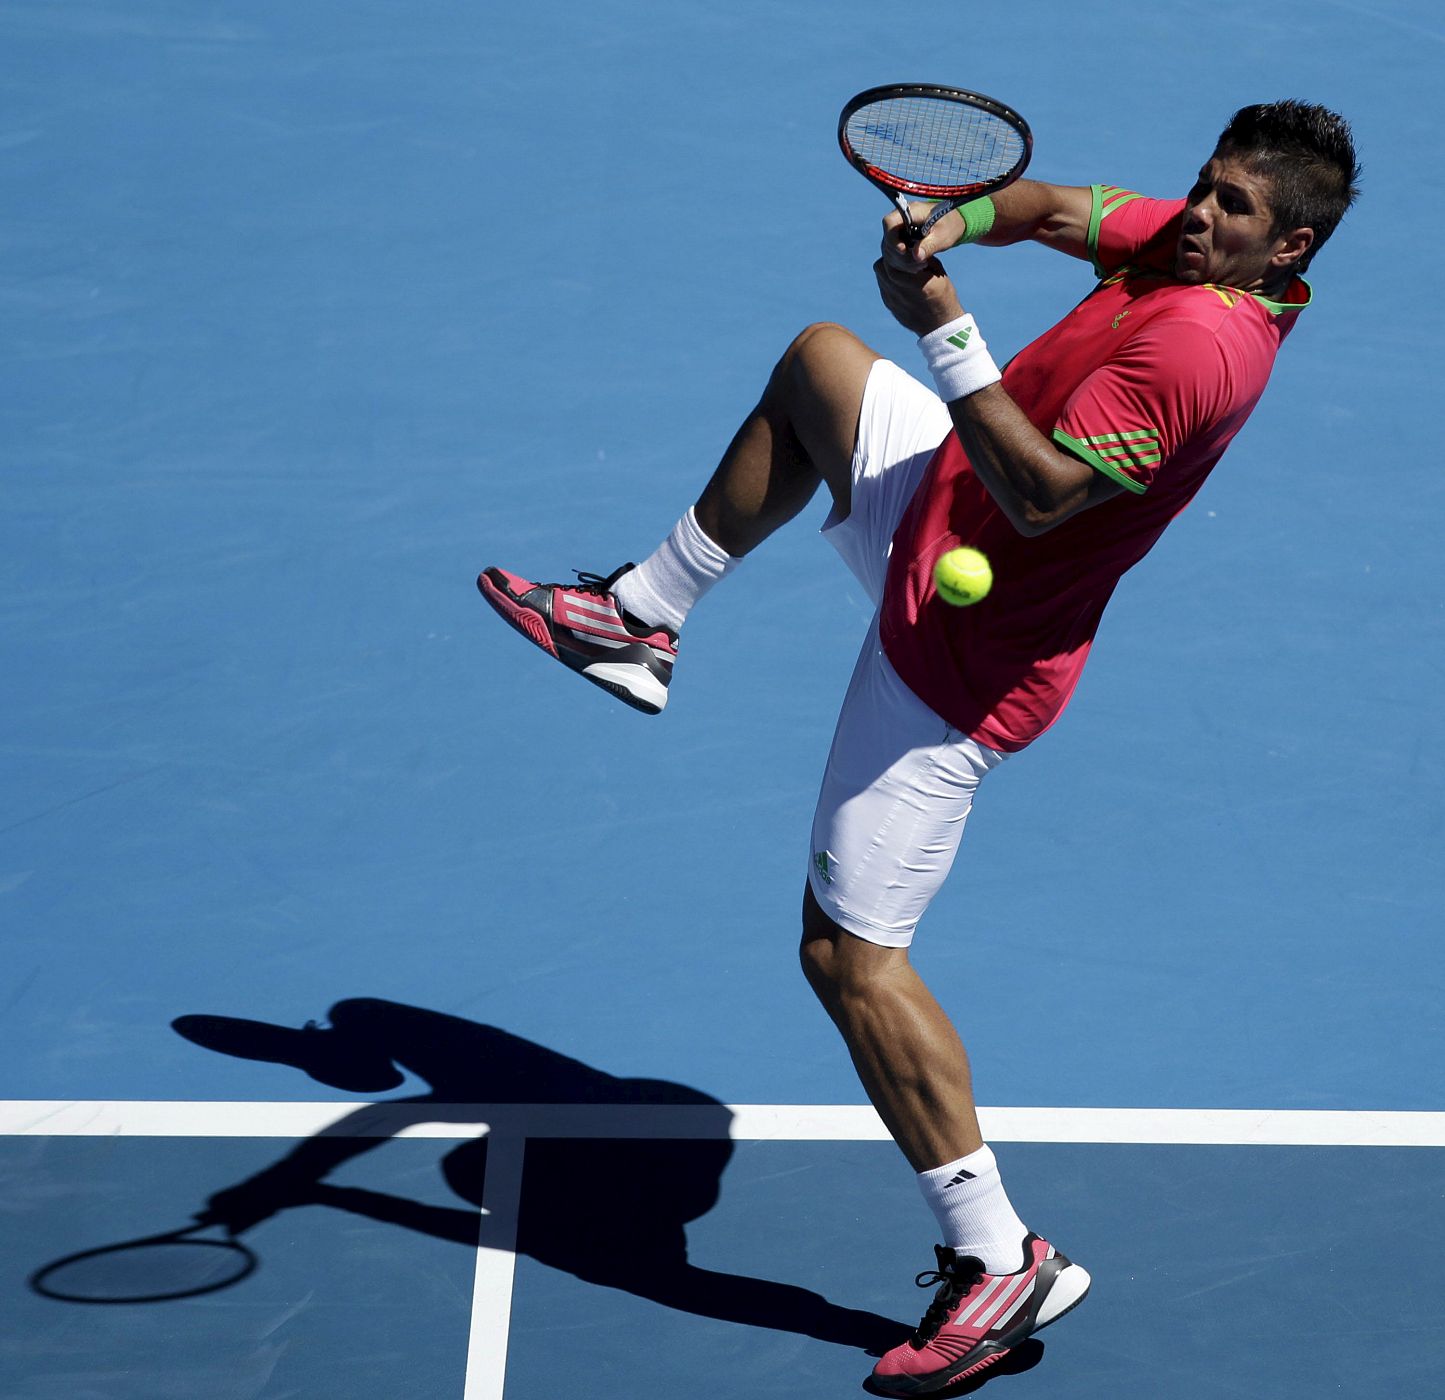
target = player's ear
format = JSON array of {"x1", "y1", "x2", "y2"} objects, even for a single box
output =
[{"x1": 1271, "y1": 225, "x2": 1313, "y2": 271}]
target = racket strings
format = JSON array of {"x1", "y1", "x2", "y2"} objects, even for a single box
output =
[
  {"x1": 33, "y1": 1237, "x2": 256, "y2": 1303},
  {"x1": 844, "y1": 96, "x2": 1026, "y2": 190}
]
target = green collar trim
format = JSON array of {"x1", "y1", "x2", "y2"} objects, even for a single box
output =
[
  {"x1": 1248, "y1": 276, "x2": 1312, "y2": 316},
  {"x1": 1101, "y1": 268, "x2": 1314, "y2": 316}
]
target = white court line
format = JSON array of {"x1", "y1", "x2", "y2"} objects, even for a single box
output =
[
  {"x1": 9, "y1": 1100, "x2": 1442, "y2": 1400},
  {"x1": 2, "y1": 1100, "x2": 1443, "y2": 1145},
  {"x1": 465, "y1": 1133, "x2": 526, "y2": 1400}
]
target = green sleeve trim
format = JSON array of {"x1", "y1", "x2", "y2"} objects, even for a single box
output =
[
  {"x1": 1087, "y1": 184, "x2": 1146, "y2": 279},
  {"x1": 955, "y1": 195, "x2": 996, "y2": 245},
  {"x1": 1086, "y1": 185, "x2": 1106, "y2": 276},
  {"x1": 1053, "y1": 428, "x2": 1149, "y2": 495}
]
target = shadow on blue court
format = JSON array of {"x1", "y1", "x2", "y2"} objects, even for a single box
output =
[{"x1": 7, "y1": 1003, "x2": 1444, "y2": 1398}]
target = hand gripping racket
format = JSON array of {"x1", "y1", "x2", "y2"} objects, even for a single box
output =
[{"x1": 838, "y1": 83, "x2": 1032, "y2": 243}]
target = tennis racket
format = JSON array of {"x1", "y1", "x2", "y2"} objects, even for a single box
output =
[
  {"x1": 838, "y1": 83, "x2": 1032, "y2": 243},
  {"x1": 30, "y1": 1219, "x2": 258, "y2": 1304}
]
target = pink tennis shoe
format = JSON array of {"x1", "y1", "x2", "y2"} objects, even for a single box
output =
[
  {"x1": 868, "y1": 1235, "x2": 1090, "y2": 1395},
  {"x1": 477, "y1": 563, "x2": 678, "y2": 715}
]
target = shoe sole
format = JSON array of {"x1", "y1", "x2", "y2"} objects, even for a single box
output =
[
  {"x1": 477, "y1": 572, "x2": 668, "y2": 716},
  {"x1": 1032, "y1": 1261, "x2": 1090, "y2": 1330},
  {"x1": 576, "y1": 659, "x2": 668, "y2": 715},
  {"x1": 867, "y1": 1263, "x2": 1091, "y2": 1397}
]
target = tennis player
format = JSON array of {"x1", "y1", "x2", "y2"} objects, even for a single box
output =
[{"x1": 478, "y1": 101, "x2": 1359, "y2": 1393}]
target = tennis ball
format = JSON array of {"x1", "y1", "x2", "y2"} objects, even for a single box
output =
[{"x1": 933, "y1": 547, "x2": 993, "y2": 606}]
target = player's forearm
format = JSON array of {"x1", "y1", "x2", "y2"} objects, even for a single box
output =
[
  {"x1": 969, "y1": 180, "x2": 1093, "y2": 260},
  {"x1": 945, "y1": 385, "x2": 1103, "y2": 536}
]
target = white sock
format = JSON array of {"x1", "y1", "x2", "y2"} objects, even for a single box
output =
[
  {"x1": 611, "y1": 507, "x2": 738, "y2": 633},
  {"x1": 916, "y1": 1145, "x2": 1030, "y2": 1275}
]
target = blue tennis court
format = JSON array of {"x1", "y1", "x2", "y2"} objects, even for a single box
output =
[{"x1": 4, "y1": 2, "x2": 1443, "y2": 1397}]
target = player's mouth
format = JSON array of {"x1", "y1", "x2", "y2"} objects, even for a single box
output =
[{"x1": 1176, "y1": 237, "x2": 1207, "y2": 274}]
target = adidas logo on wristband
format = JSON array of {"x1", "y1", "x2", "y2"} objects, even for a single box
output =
[{"x1": 920, "y1": 314, "x2": 1001, "y2": 402}]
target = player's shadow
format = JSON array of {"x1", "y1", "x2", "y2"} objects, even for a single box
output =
[{"x1": 170, "y1": 997, "x2": 908, "y2": 1355}]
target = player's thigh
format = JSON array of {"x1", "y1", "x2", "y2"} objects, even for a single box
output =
[
  {"x1": 776, "y1": 322, "x2": 882, "y2": 515},
  {"x1": 821, "y1": 358, "x2": 951, "y2": 605},
  {"x1": 806, "y1": 620, "x2": 1006, "y2": 949}
]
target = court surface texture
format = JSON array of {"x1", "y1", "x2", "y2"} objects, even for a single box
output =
[{"x1": 4, "y1": 3, "x2": 1442, "y2": 1397}]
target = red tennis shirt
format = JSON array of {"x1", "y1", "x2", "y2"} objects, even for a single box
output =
[{"x1": 879, "y1": 184, "x2": 1312, "y2": 752}]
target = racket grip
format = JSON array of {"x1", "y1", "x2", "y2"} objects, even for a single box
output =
[{"x1": 891, "y1": 192, "x2": 923, "y2": 248}]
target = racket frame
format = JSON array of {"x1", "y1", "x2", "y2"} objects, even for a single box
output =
[
  {"x1": 838, "y1": 83, "x2": 1033, "y2": 241},
  {"x1": 29, "y1": 1223, "x2": 258, "y2": 1304}
]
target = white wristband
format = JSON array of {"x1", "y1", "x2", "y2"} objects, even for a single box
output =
[{"x1": 918, "y1": 314, "x2": 1001, "y2": 402}]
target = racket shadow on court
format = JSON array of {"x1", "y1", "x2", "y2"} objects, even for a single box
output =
[{"x1": 35, "y1": 997, "x2": 911, "y2": 1354}]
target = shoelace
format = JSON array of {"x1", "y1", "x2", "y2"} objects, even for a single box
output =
[
  {"x1": 910, "y1": 1248, "x2": 987, "y2": 1345},
  {"x1": 569, "y1": 564, "x2": 678, "y2": 646},
  {"x1": 571, "y1": 565, "x2": 634, "y2": 593}
]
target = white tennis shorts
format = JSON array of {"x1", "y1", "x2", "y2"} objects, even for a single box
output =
[{"x1": 809, "y1": 359, "x2": 1008, "y2": 948}]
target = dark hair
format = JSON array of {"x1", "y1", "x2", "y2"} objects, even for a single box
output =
[{"x1": 1214, "y1": 101, "x2": 1360, "y2": 272}]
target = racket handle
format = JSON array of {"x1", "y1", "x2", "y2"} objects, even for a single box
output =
[
  {"x1": 892, "y1": 192, "x2": 923, "y2": 247},
  {"x1": 918, "y1": 200, "x2": 957, "y2": 239}
]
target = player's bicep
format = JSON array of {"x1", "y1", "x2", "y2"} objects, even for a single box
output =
[
  {"x1": 1052, "y1": 425, "x2": 1159, "y2": 496},
  {"x1": 1033, "y1": 441, "x2": 1128, "y2": 530},
  {"x1": 1052, "y1": 440, "x2": 1134, "y2": 509}
]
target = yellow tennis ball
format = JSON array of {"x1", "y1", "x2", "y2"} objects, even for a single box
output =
[{"x1": 933, "y1": 547, "x2": 993, "y2": 606}]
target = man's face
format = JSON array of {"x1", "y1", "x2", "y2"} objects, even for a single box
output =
[{"x1": 1175, "y1": 154, "x2": 1305, "y2": 290}]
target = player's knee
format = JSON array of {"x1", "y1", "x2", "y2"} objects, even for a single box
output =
[
  {"x1": 800, "y1": 948, "x2": 836, "y2": 1015},
  {"x1": 779, "y1": 322, "x2": 857, "y2": 383},
  {"x1": 799, "y1": 885, "x2": 837, "y2": 990},
  {"x1": 800, "y1": 930, "x2": 890, "y2": 1007},
  {"x1": 791, "y1": 320, "x2": 854, "y2": 351},
  {"x1": 768, "y1": 322, "x2": 835, "y2": 389},
  {"x1": 800, "y1": 885, "x2": 893, "y2": 1002}
]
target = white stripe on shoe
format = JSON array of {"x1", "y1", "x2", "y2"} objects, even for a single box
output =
[
  {"x1": 975, "y1": 1276, "x2": 1034, "y2": 1332},
  {"x1": 561, "y1": 595, "x2": 622, "y2": 620},
  {"x1": 560, "y1": 611, "x2": 633, "y2": 640},
  {"x1": 950, "y1": 1273, "x2": 1011, "y2": 1328}
]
